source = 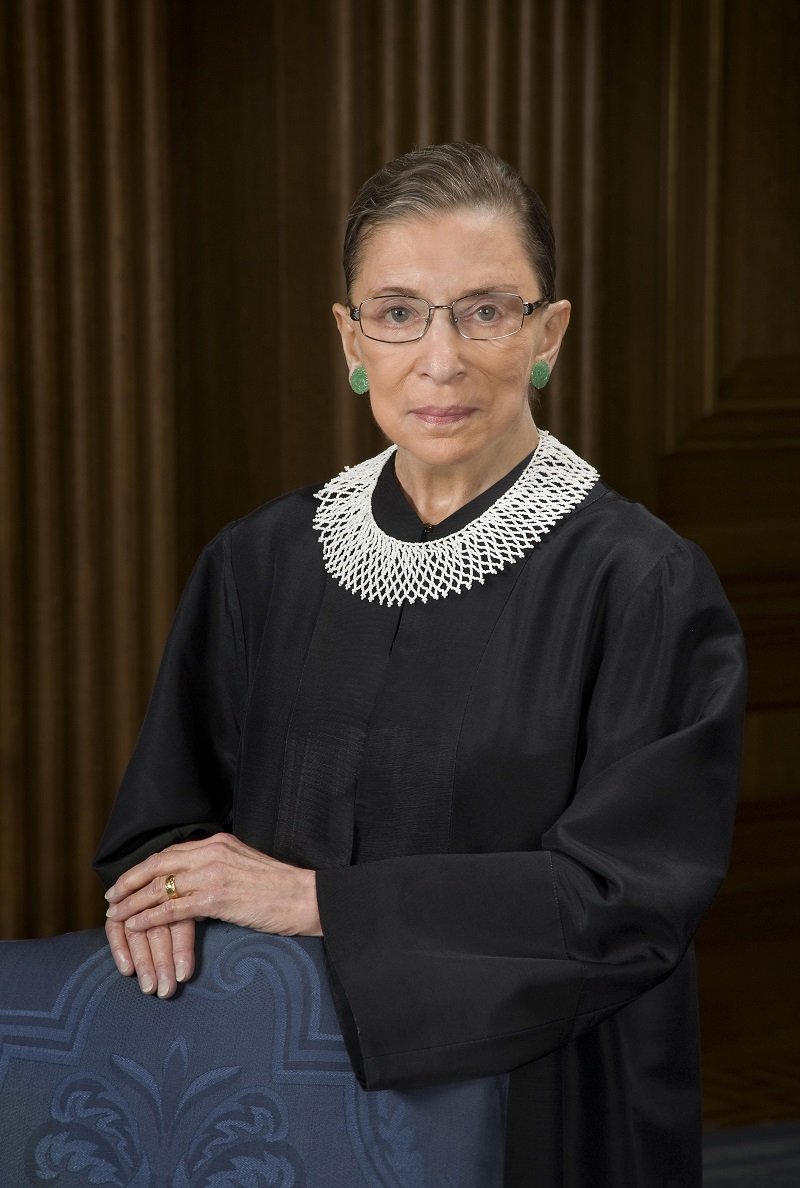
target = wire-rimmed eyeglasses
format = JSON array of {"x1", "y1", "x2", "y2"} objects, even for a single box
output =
[{"x1": 348, "y1": 291, "x2": 548, "y2": 343}]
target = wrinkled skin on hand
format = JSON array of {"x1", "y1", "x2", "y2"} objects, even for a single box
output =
[{"x1": 104, "y1": 833, "x2": 320, "y2": 998}]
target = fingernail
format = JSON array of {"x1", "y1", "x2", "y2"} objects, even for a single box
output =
[
  {"x1": 139, "y1": 975, "x2": 155, "y2": 994},
  {"x1": 175, "y1": 961, "x2": 188, "y2": 983},
  {"x1": 104, "y1": 886, "x2": 116, "y2": 901},
  {"x1": 116, "y1": 952, "x2": 131, "y2": 974},
  {"x1": 106, "y1": 906, "x2": 119, "y2": 920},
  {"x1": 157, "y1": 976, "x2": 170, "y2": 998}
]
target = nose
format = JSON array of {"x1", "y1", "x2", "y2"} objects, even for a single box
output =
[{"x1": 415, "y1": 306, "x2": 465, "y2": 383}]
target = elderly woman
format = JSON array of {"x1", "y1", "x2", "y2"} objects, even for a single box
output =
[{"x1": 96, "y1": 143, "x2": 746, "y2": 1185}]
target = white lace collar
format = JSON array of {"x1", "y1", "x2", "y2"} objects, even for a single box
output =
[{"x1": 312, "y1": 431, "x2": 599, "y2": 607}]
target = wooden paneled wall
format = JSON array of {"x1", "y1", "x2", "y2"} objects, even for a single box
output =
[
  {"x1": 1, "y1": 0, "x2": 798, "y2": 941},
  {"x1": 598, "y1": 0, "x2": 800, "y2": 802},
  {"x1": 657, "y1": 0, "x2": 800, "y2": 802}
]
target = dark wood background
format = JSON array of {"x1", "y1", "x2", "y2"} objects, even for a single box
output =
[{"x1": 1, "y1": 0, "x2": 798, "y2": 1125}]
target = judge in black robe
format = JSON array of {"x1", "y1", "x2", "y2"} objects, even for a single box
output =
[
  {"x1": 96, "y1": 141, "x2": 747, "y2": 1186},
  {"x1": 95, "y1": 450, "x2": 746, "y2": 1187}
]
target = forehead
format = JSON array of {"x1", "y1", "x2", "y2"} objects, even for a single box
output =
[{"x1": 353, "y1": 208, "x2": 537, "y2": 296}]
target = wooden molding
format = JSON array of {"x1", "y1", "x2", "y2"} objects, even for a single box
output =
[{"x1": 664, "y1": 0, "x2": 800, "y2": 453}]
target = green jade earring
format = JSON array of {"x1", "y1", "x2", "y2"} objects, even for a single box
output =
[
  {"x1": 349, "y1": 364, "x2": 369, "y2": 394},
  {"x1": 530, "y1": 360, "x2": 551, "y2": 390}
]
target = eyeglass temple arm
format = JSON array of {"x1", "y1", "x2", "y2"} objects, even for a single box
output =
[{"x1": 523, "y1": 298, "x2": 550, "y2": 316}]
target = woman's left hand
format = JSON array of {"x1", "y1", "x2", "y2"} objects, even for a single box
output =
[{"x1": 104, "y1": 833, "x2": 321, "y2": 938}]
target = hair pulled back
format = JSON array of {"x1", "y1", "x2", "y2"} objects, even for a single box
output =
[{"x1": 343, "y1": 142, "x2": 557, "y2": 304}]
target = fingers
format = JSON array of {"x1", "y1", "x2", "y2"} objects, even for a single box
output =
[
  {"x1": 106, "y1": 916, "x2": 197, "y2": 998},
  {"x1": 106, "y1": 871, "x2": 189, "y2": 925},
  {"x1": 105, "y1": 855, "x2": 177, "y2": 904},
  {"x1": 105, "y1": 917, "x2": 134, "y2": 976},
  {"x1": 105, "y1": 837, "x2": 232, "y2": 931},
  {"x1": 170, "y1": 918, "x2": 196, "y2": 985},
  {"x1": 104, "y1": 835, "x2": 231, "y2": 903},
  {"x1": 107, "y1": 880, "x2": 202, "y2": 933},
  {"x1": 125, "y1": 923, "x2": 189, "y2": 999},
  {"x1": 124, "y1": 925, "x2": 165, "y2": 995}
]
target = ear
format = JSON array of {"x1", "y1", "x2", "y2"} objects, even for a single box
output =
[
  {"x1": 332, "y1": 302, "x2": 364, "y2": 372},
  {"x1": 535, "y1": 299, "x2": 571, "y2": 369}
]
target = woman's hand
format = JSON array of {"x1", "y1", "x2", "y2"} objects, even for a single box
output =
[
  {"x1": 103, "y1": 834, "x2": 321, "y2": 997},
  {"x1": 105, "y1": 916, "x2": 196, "y2": 999}
]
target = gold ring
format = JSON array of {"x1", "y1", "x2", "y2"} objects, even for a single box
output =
[{"x1": 164, "y1": 873, "x2": 179, "y2": 899}]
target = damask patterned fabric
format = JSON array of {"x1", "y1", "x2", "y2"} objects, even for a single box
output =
[{"x1": 0, "y1": 923, "x2": 507, "y2": 1186}]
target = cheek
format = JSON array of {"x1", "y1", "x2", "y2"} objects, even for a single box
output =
[
  {"x1": 365, "y1": 371, "x2": 403, "y2": 428},
  {"x1": 479, "y1": 347, "x2": 534, "y2": 391},
  {"x1": 479, "y1": 337, "x2": 533, "y2": 370},
  {"x1": 365, "y1": 354, "x2": 412, "y2": 397}
]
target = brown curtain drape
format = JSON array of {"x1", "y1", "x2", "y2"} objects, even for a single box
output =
[{"x1": 1, "y1": 0, "x2": 175, "y2": 934}]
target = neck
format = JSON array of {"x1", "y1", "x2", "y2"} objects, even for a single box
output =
[{"x1": 394, "y1": 423, "x2": 540, "y2": 525}]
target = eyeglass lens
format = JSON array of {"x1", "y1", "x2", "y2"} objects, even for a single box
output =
[{"x1": 357, "y1": 292, "x2": 526, "y2": 342}]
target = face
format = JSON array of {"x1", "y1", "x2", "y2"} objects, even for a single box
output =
[{"x1": 333, "y1": 208, "x2": 570, "y2": 482}]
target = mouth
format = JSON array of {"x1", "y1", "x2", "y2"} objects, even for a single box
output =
[{"x1": 411, "y1": 406, "x2": 476, "y2": 426}]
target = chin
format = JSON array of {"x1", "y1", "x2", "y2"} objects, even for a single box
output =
[{"x1": 396, "y1": 436, "x2": 482, "y2": 469}]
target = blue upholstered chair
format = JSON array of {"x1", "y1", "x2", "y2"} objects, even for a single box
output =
[{"x1": 0, "y1": 923, "x2": 506, "y2": 1186}]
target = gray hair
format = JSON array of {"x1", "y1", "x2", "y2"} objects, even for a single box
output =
[{"x1": 343, "y1": 142, "x2": 557, "y2": 303}]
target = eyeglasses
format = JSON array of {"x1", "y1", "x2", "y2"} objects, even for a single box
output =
[{"x1": 348, "y1": 291, "x2": 548, "y2": 343}]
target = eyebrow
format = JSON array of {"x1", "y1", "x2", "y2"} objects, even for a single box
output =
[{"x1": 364, "y1": 284, "x2": 519, "y2": 299}]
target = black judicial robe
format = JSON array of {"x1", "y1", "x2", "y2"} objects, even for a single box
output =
[{"x1": 94, "y1": 455, "x2": 747, "y2": 1187}]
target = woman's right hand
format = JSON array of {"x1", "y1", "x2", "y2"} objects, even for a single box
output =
[{"x1": 105, "y1": 915, "x2": 196, "y2": 999}]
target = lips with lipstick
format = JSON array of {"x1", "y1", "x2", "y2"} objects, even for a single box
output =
[{"x1": 411, "y1": 406, "x2": 476, "y2": 426}]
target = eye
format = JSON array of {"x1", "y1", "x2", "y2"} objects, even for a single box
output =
[
  {"x1": 456, "y1": 296, "x2": 506, "y2": 325},
  {"x1": 365, "y1": 297, "x2": 426, "y2": 326},
  {"x1": 455, "y1": 293, "x2": 523, "y2": 332},
  {"x1": 473, "y1": 303, "x2": 502, "y2": 323},
  {"x1": 385, "y1": 304, "x2": 415, "y2": 325}
]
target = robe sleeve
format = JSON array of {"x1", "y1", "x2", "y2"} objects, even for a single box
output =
[
  {"x1": 93, "y1": 529, "x2": 246, "y2": 887},
  {"x1": 316, "y1": 539, "x2": 747, "y2": 1089}
]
